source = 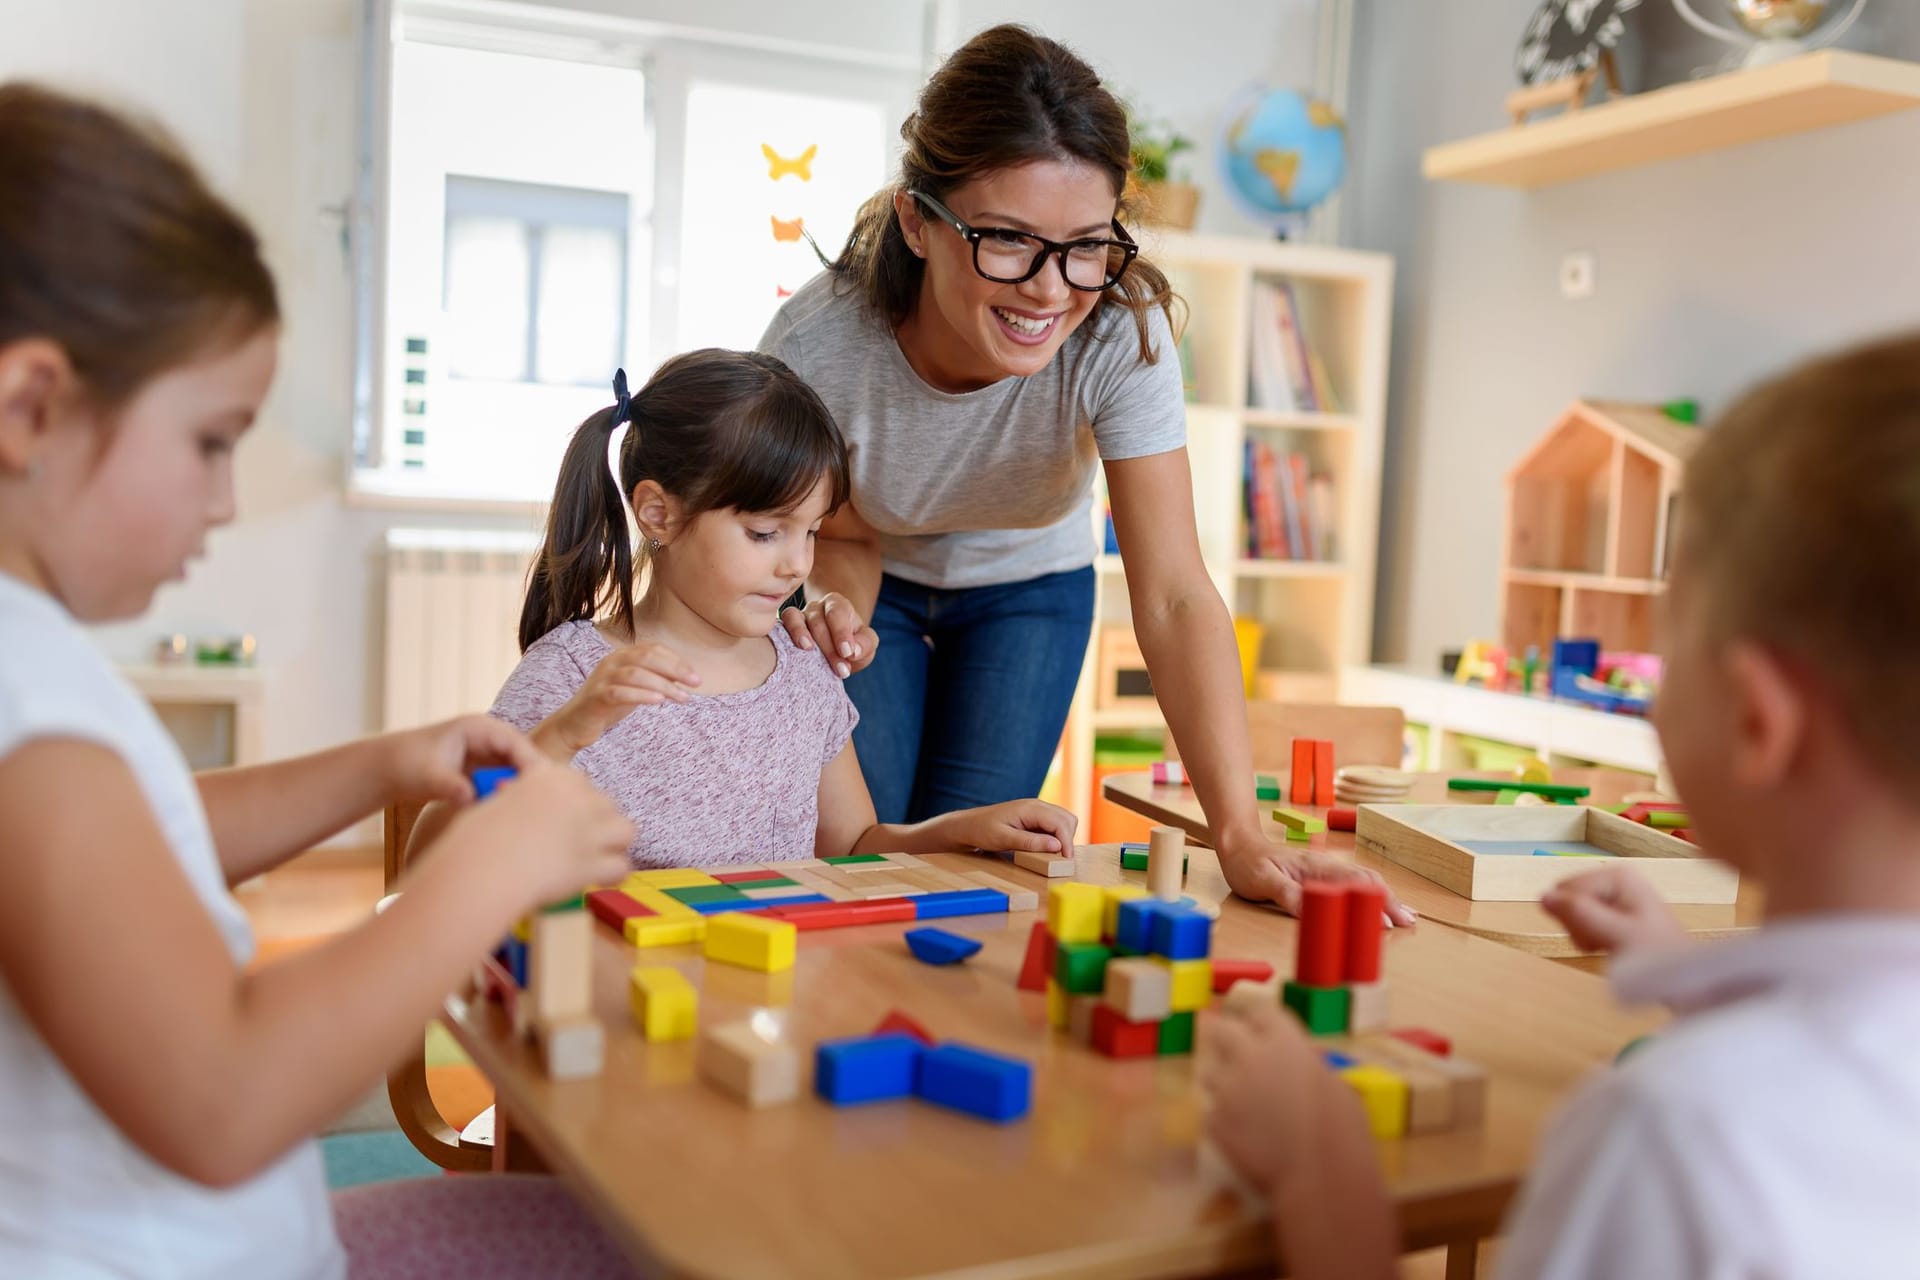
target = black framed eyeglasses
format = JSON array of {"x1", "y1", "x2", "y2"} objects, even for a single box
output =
[{"x1": 908, "y1": 190, "x2": 1138, "y2": 292}]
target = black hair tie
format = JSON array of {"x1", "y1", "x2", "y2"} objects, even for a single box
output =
[{"x1": 609, "y1": 368, "x2": 632, "y2": 428}]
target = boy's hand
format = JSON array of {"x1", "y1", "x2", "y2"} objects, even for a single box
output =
[
  {"x1": 444, "y1": 759, "x2": 633, "y2": 904},
  {"x1": 534, "y1": 642, "x2": 701, "y2": 760},
  {"x1": 382, "y1": 715, "x2": 547, "y2": 805},
  {"x1": 1541, "y1": 865, "x2": 1691, "y2": 956},
  {"x1": 1202, "y1": 998, "x2": 1364, "y2": 1197},
  {"x1": 948, "y1": 799, "x2": 1078, "y2": 855}
]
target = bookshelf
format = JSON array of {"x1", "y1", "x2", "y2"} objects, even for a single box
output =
[{"x1": 1057, "y1": 232, "x2": 1394, "y2": 836}]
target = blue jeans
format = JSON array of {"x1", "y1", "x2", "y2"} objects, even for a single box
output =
[{"x1": 848, "y1": 567, "x2": 1096, "y2": 824}]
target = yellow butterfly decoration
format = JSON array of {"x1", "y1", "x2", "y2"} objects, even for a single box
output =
[{"x1": 761, "y1": 143, "x2": 817, "y2": 182}]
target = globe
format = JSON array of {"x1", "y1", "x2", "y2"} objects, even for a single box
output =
[{"x1": 1217, "y1": 87, "x2": 1347, "y2": 230}]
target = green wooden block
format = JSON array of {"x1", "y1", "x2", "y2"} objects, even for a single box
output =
[
  {"x1": 735, "y1": 874, "x2": 800, "y2": 888},
  {"x1": 1284, "y1": 826, "x2": 1311, "y2": 842},
  {"x1": 1157, "y1": 1011, "x2": 1196, "y2": 1055},
  {"x1": 541, "y1": 894, "x2": 585, "y2": 913},
  {"x1": 1648, "y1": 811, "x2": 1689, "y2": 830},
  {"x1": 1494, "y1": 789, "x2": 1522, "y2": 806},
  {"x1": 1054, "y1": 941, "x2": 1113, "y2": 994},
  {"x1": 1447, "y1": 777, "x2": 1588, "y2": 800},
  {"x1": 1120, "y1": 848, "x2": 1184, "y2": 872},
  {"x1": 1255, "y1": 774, "x2": 1281, "y2": 801},
  {"x1": 1282, "y1": 981, "x2": 1349, "y2": 1035},
  {"x1": 1270, "y1": 807, "x2": 1325, "y2": 834},
  {"x1": 663, "y1": 884, "x2": 747, "y2": 905},
  {"x1": 822, "y1": 853, "x2": 889, "y2": 865}
]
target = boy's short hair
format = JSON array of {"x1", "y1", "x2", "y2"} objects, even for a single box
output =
[{"x1": 1681, "y1": 332, "x2": 1920, "y2": 784}]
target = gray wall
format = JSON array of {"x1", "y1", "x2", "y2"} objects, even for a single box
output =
[{"x1": 1343, "y1": 1, "x2": 1920, "y2": 669}]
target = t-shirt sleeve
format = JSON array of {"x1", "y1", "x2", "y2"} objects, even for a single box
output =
[
  {"x1": 1085, "y1": 301, "x2": 1188, "y2": 463},
  {"x1": 488, "y1": 634, "x2": 590, "y2": 735}
]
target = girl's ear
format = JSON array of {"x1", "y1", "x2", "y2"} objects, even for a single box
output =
[
  {"x1": 0, "y1": 339, "x2": 75, "y2": 476},
  {"x1": 893, "y1": 189, "x2": 928, "y2": 259},
  {"x1": 630, "y1": 479, "x2": 684, "y2": 547}
]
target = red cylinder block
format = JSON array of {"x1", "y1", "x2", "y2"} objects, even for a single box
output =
[
  {"x1": 1295, "y1": 881, "x2": 1348, "y2": 987},
  {"x1": 1344, "y1": 882, "x2": 1387, "y2": 982}
]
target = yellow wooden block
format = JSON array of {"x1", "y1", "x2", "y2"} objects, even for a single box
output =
[
  {"x1": 703, "y1": 913, "x2": 797, "y2": 973},
  {"x1": 1046, "y1": 882, "x2": 1104, "y2": 945},
  {"x1": 1341, "y1": 1064, "x2": 1409, "y2": 1139},
  {"x1": 629, "y1": 966, "x2": 699, "y2": 1041},
  {"x1": 623, "y1": 886, "x2": 699, "y2": 919},
  {"x1": 1046, "y1": 978, "x2": 1069, "y2": 1029},
  {"x1": 625, "y1": 914, "x2": 704, "y2": 948},
  {"x1": 1101, "y1": 884, "x2": 1152, "y2": 940},
  {"x1": 1155, "y1": 957, "x2": 1213, "y2": 1013},
  {"x1": 511, "y1": 913, "x2": 532, "y2": 943},
  {"x1": 626, "y1": 868, "x2": 721, "y2": 890}
]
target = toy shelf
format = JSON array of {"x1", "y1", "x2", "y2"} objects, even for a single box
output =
[{"x1": 1423, "y1": 50, "x2": 1920, "y2": 189}]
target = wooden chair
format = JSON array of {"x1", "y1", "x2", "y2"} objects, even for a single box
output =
[
  {"x1": 384, "y1": 799, "x2": 492, "y2": 1172},
  {"x1": 1168, "y1": 701, "x2": 1407, "y2": 772}
]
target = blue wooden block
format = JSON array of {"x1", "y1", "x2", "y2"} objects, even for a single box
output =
[
  {"x1": 911, "y1": 888, "x2": 1011, "y2": 920},
  {"x1": 501, "y1": 935, "x2": 527, "y2": 987},
  {"x1": 686, "y1": 897, "x2": 753, "y2": 915},
  {"x1": 904, "y1": 927, "x2": 983, "y2": 965},
  {"x1": 1322, "y1": 1050, "x2": 1356, "y2": 1069},
  {"x1": 471, "y1": 766, "x2": 516, "y2": 799},
  {"x1": 814, "y1": 1032, "x2": 924, "y2": 1105},
  {"x1": 1114, "y1": 899, "x2": 1157, "y2": 954},
  {"x1": 1148, "y1": 903, "x2": 1212, "y2": 961},
  {"x1": 915, "y1": 1043, "x2": 1032, "y2": 1123}
]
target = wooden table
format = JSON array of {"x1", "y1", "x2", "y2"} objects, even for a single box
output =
[
  {"x1": 444, "y1": 845, "x2": 1659, "y2": 1279},
  {"x1": 1103, "y1": 769, "x2": 1763, "y2": 963}
]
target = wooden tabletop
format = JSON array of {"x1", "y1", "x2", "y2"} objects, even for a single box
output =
[
  {"x1": 443, "y1": 845, "x2": 1660, "y2": 1279},
  {"x1": 1102, "y1": 769, "x2": 1765, "y2": 961}
]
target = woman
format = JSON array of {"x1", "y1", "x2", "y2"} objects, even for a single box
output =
[{"x1": 765, "y1": 25, "x2": 1410, "y2": 922}]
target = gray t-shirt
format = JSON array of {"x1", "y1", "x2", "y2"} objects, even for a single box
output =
[{"x1": 757, "y1": 271, "x2": 1187, "y2": 590}]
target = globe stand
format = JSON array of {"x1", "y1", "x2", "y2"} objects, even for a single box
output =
[{"x1": 1506, "y1": 49, "x2": 1623, "y2": 125}]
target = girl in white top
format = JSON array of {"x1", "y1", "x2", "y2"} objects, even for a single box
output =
[
  {"x1": 1200, "y1": 333, "x2": 1920, "y2": 1280},
  {"x1": 0, "y1": 85, "x2": 635, "y2": 1278}
]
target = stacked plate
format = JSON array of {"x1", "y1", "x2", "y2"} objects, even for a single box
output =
[{"x1": 1333, "y1": 765, "x2": 1414, "y2": 807}]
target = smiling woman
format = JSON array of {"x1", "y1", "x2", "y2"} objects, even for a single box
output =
[{"x1": 758, "y1": 24, "x2": 1412, "y2": 921}]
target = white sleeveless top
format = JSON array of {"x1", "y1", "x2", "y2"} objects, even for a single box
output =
[{"x1": 0, "y1": 573, "x2": 342, "y2": 1278}]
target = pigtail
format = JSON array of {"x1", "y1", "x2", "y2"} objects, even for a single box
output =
[{"x1": 518, "y1": 406, "x2": 633, "y2": 652}]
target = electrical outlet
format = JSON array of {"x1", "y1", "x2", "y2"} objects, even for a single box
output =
[{"x1": 1561, "y1": 251, "x2": 1595, "y2": 300}]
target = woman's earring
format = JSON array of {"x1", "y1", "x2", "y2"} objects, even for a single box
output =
[{"x1": 647, "y1": 536, "x2": 662, "y2": 552}]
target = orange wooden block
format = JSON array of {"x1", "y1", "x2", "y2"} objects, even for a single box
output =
[
  {"x1": 1290, "y1": 738, "x2": 1315, "y2": 805},
  {"x1": 1312, "y1": 739, "x2": 1335, "y2": 806}
]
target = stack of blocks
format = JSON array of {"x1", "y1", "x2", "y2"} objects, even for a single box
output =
[
  {"x1": 1022, "y1": 882, "x2": 1214, "y2": 1058},
  {"x1": 1290, "y1": 737, "x2": 1337, "y2": 807},
  {"x1": 1281, "y1": 880, "x2": 1388, "y2": 1035}
]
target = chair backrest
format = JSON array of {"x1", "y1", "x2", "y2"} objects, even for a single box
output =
[
  {"x1": 1168, "y1": 702, "x2": 1406, "y2": 772},
  {"x1": 383, "y1": 800, "x2": 430, "y2": 891}
]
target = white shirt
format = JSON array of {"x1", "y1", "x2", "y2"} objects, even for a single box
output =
[
  {"x1": 1498, "y1": 916, "x2": 1920, "y2": 1280},
  {"x1": 0, "y1": 573, "x2": 342, "y2": 1279}
]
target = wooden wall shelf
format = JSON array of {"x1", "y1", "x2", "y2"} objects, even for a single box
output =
[{"x1": 1424, "y1": 50, "x2": 1920, "y2": 189}]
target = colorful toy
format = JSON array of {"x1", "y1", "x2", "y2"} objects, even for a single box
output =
[
  {"x1": 1287, "y1": 736, "x2": 1336, "y2": 807},
  {"x1": 904, "y1": 927, "x2": 983, "y2": 966},
  {"x1": 700, "y1": 1017, "x2": 800, "y2": 1108},
  {"x1": 1025, "y1": 883, "x2": 1213, "y2": 1058},
  {"x1": 1147, "y1": 825, "x2": 1185, "y2": 901},
  {"x1": 628, "y1": 965, "x2": 698, "y2": 1042},
  {"x1": 1119, "y1": 841, "x2": 1185, "y2": 873},
  {"x1": 814, "y1": 1032, "x2": 922, "y2": 1105},
  {"x1": 704, "y1": 913, "x2": 798, "y2": 973},
  {"x1": 873, "y1": 1010, "x2": 937, "y2": 1046},
  {"x1": 916, "y1": 1044, "x2": 1032, "y2": 1123},
  {"x1": 1149, "y1": 760, "x2": 1187, "y2": 786},
  {"x1": 1254, "y1": 773, "x2": 1281, "y2": 801}
]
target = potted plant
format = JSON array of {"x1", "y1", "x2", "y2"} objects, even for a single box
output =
[{"x1": 1127, "y1": 106, "x2": 1199, "y2": 230}]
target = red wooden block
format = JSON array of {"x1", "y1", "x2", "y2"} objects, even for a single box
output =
[
  {"x1": 1296, "y1": 881, "x2": 1348, "y2": 987},
  {"x1": 1326, "y1": 807, "x2": 1358, "y2": 832},
  {"x1": 1290, "y1": 739, "x2": 1315, "y2": 805},
  {"x1": 1312, "y1": 739, "x2": 1335, "y2": 806},
  {"x1": 1211, "y1": 958, "x2": 1276, "y2": 992},
  {"x1": 712, "y1": 869, "x2": 783, "y2": 884},
  {"x1": 1343, "y1": 883, "x2": 1387, "y2": 983},
  {"x1": 1674, "y1": 827, "x2": 1696, "y2": 844},
  {"x1": 1389, "y1": 1027, "x2": 1452, "y2": 1058},
  {"x1": 751, "y1": 897, "x2": 919, "y2": 931},
  {"x1": 873, "y1": 1010, "x2": 937, "y2": 1047},
  {"x1": 1090, "y1": 1004, "x2": 1160, "y2": 1058},
  {"x1": 1016, "y1": 921, "x2": 1057, "y2": 993},
  {"x1": 586, "y1": 888, "x2": 654, "y2": 932},
  {"x1": 1621, "y1": 803, "x2": 1653, "y2": 825}
]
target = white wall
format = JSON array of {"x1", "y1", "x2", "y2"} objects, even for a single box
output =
[{"x1": 1341, "y1": 1, "x2": 1920, "y2": 670}]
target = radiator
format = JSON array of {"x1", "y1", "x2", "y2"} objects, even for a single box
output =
[{"x1": 383, "y1": 529, "x2": 542, "y2": 730}]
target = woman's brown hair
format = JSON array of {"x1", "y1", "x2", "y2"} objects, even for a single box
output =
[
  {"x1": 0, "y1": 83, "x2": 279, "y2": 408},
  {"x1": 520, "y1": 349, "x2": 851, "y2": 651},
  {"x1": 828, "y1": 24, "x2": 1179, "y2": 363}
]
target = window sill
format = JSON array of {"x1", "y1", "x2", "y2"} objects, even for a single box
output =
[{"x1": 346, "y1": 472, "x2": 549, "y2": 520}]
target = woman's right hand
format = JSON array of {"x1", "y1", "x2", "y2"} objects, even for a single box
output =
[
  {"x1": 533, "y1": 642, "x2": 701, "y2": 761},
  {"x1": 449, "y1": 759, "x2": 633, "y2": 905},
  {"x1": 782, "y1": 593, "x2": 878, "y2": 679}
]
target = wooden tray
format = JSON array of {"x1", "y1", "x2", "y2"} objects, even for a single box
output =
[{"x1": 1354, "y1": 804, "x2": 1738, "y2": 903}]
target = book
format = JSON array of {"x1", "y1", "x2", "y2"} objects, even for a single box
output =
[
  {"x1": 1273, "y1": 283, "x2": 1320, "y2": 413},
  {"x1": 1247, "y1": 283, "x2": 1296, "y2": 413},
  {"x1": 1284, "y1": 452, "x2": 1313, "y2": 560},
  {"x1": 1251, "y1": 440, "x2": 1289, "y2": 559},
  {"x1": 1308, "y1": 473, "x2": 1337, "y2": 563}
]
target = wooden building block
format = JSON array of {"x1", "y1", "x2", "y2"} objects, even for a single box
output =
[
  {"x1": 1046, "y1": 882, "x2": 1104, "y2": 944},
  {"x1": 1290, "y1": 738, "x2": 1315, "y2": 804},
  {"x1": 1347, "y1": 980, "x2": 1391, "y2": 1033},
  {"x1": 700, "y1": 1019, "x2": 800, "y2": 1108},
  {"x1": 1101, "y1": 884, "x2": 1152, "y2": 940},
  {"x1": 627, "y1": 868, "x2": 722, "y2": 890},
  {"x1": 625, "y1": 915, "x2": 704, "y2": 948},
  {"x1": 1055, "y1": 941, "x2": 1114, "y2": 995},
  {"x1": 1340, "y1": 1064, "x2": 1408, "y2": 1139},
  {"x1": 1222, "y1": 978, "x2": 1283, "y2": 1017},
  {"x1": 586, "y1": 888, "x2": 653, "y2": 933},
  {"x1": 623, "y1": 886, "x2": 701, "y2": 918},
  {"x1": 1283, "y1": 980, "x2": 1349, "y2": 1035},
  {"x1": 1327, "y1": 807, "x2": 1358, "y2": 832},
  {"x1": 1344, "y1": 883, "x2": 1387, "y2": 983},
  {"x1": 1016, "y1": 921, "x2": 1057, "y2": 992},
  {"x1": 1296, "y1": 881, "x2": 1348, "y2": 987},
  {"x1": 1157, "y1": 957, "x2": 1213, "y2": 1013},
  {"x1": 1358, "y1": 1035, "x2": 1484, "y2": 1129},
  {"x1": 629, "y1": 966, "x2": 699, "y2": 1041},
  {"x1": 1089, "y1": 1004, "x2": 1160, "y2": 1058},
  {"x1": 1046, "y1": 978, "x2": 1068, "y2": 1030},
  {"x1": 1158, "y1": 1010, "x2": 1196, "y2": 1055},
  {"x1": 1271, "y1": 807, "x2": 1326, "y2": 834},
  {"x1": 704, "y1": 914, "x2": 798, "y2": 973},
  {"x1": 1004, "y1": 849, "x2": 1076, "y2": 878},
  {"x1": 1066, "y1": 994, "x2": 1101, "y2": 1044},
  {"x1": 1147, "y1": 826, "x2": 1185, "y2": 902},
  {"x1": 1313, "y1": 739, "x2": 1335, "y2": 806},
  {"x1": 1103, "y1": 957, "x2": 1173, "y2": 1022},
  {"x1": 534, "y1": 1013, "x2": 604, "y2": 1081},
  {"x1": 1389, "y1": 1027, "x2": 1452, "y2": 1057},
  {"x1": 1210, "y1": 958, "x2": 1276, "y2": 992},
  {"x1": 872, "y1": 1009, "x2": 936, "y2": 1047},
  {"x1": 528, "y1": 907, "x2": 592, "y2": 1024}
]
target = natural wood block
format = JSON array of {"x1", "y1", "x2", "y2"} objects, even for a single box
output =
[
  {"x1": 535, "y1": 1013, "x2": 604, "y2": 1081},
  {"x1": 700, "y1": 1019, "x2": 800, "y2": 1108},
  {"x1": 528, "y1": 907, "x2": 592, "y2": 1024},
  {"x1": 1348, "y1": 980, "x2": 1391, "y2": 1033},
  {"x1": 1066, "y1": 994, "x2": 1101, "y2": 1045},
  {"x1": 1147, "y1": 826, "x2": 1185, "y2": 902},
  {"x1": 1103, "y1": 957, "x2": 1173, "y2": 1023},
  {"x1": 1354, "y1": 1034, "x2": 1487, "y2": 1130},
  {"x1": 1008, "y1": 849, "x2": 1076, "y2": 878}
]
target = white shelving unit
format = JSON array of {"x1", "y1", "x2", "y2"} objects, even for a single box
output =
[{"x1": 1057, "y1": 232, "x2": 1394, "y2": 834}]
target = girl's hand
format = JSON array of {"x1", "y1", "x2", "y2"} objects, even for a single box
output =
[
  {"x1": 1215, "y1": 829, "x2": 1417, "y2": 927},
  {"x1": 442, "y1": 759, "x2": 634, "y2": 904},
  {"x1": 781, "y1": 593, "x2": 878, "y2": 679},
  {"x1": 948, "y1": 799, "x2": 1078, "y2": 855},
  {"x1": 1202, "y1": 997, "x2": 1361, "y2": 1197},
  {"x1": 382, "y1": 715, "x2": 547, "y2": 806},
  {"x1": 1542, "y1": 865, "x2": 1691, "y2": 956},
  {"x1": 535, "y1": 642, "x2": 701, "y2": 760}
]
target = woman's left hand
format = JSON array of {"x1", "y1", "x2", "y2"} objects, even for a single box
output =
[
  {"x1": 381, "y1": 715, "x2": 547, "y2": 807},
  {"x1": 1214, "y1": 826, "x2": 1417, "y2": 926},
  {"x1": 781, "y1": 593, "x2": 879, "y2": 679}
]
